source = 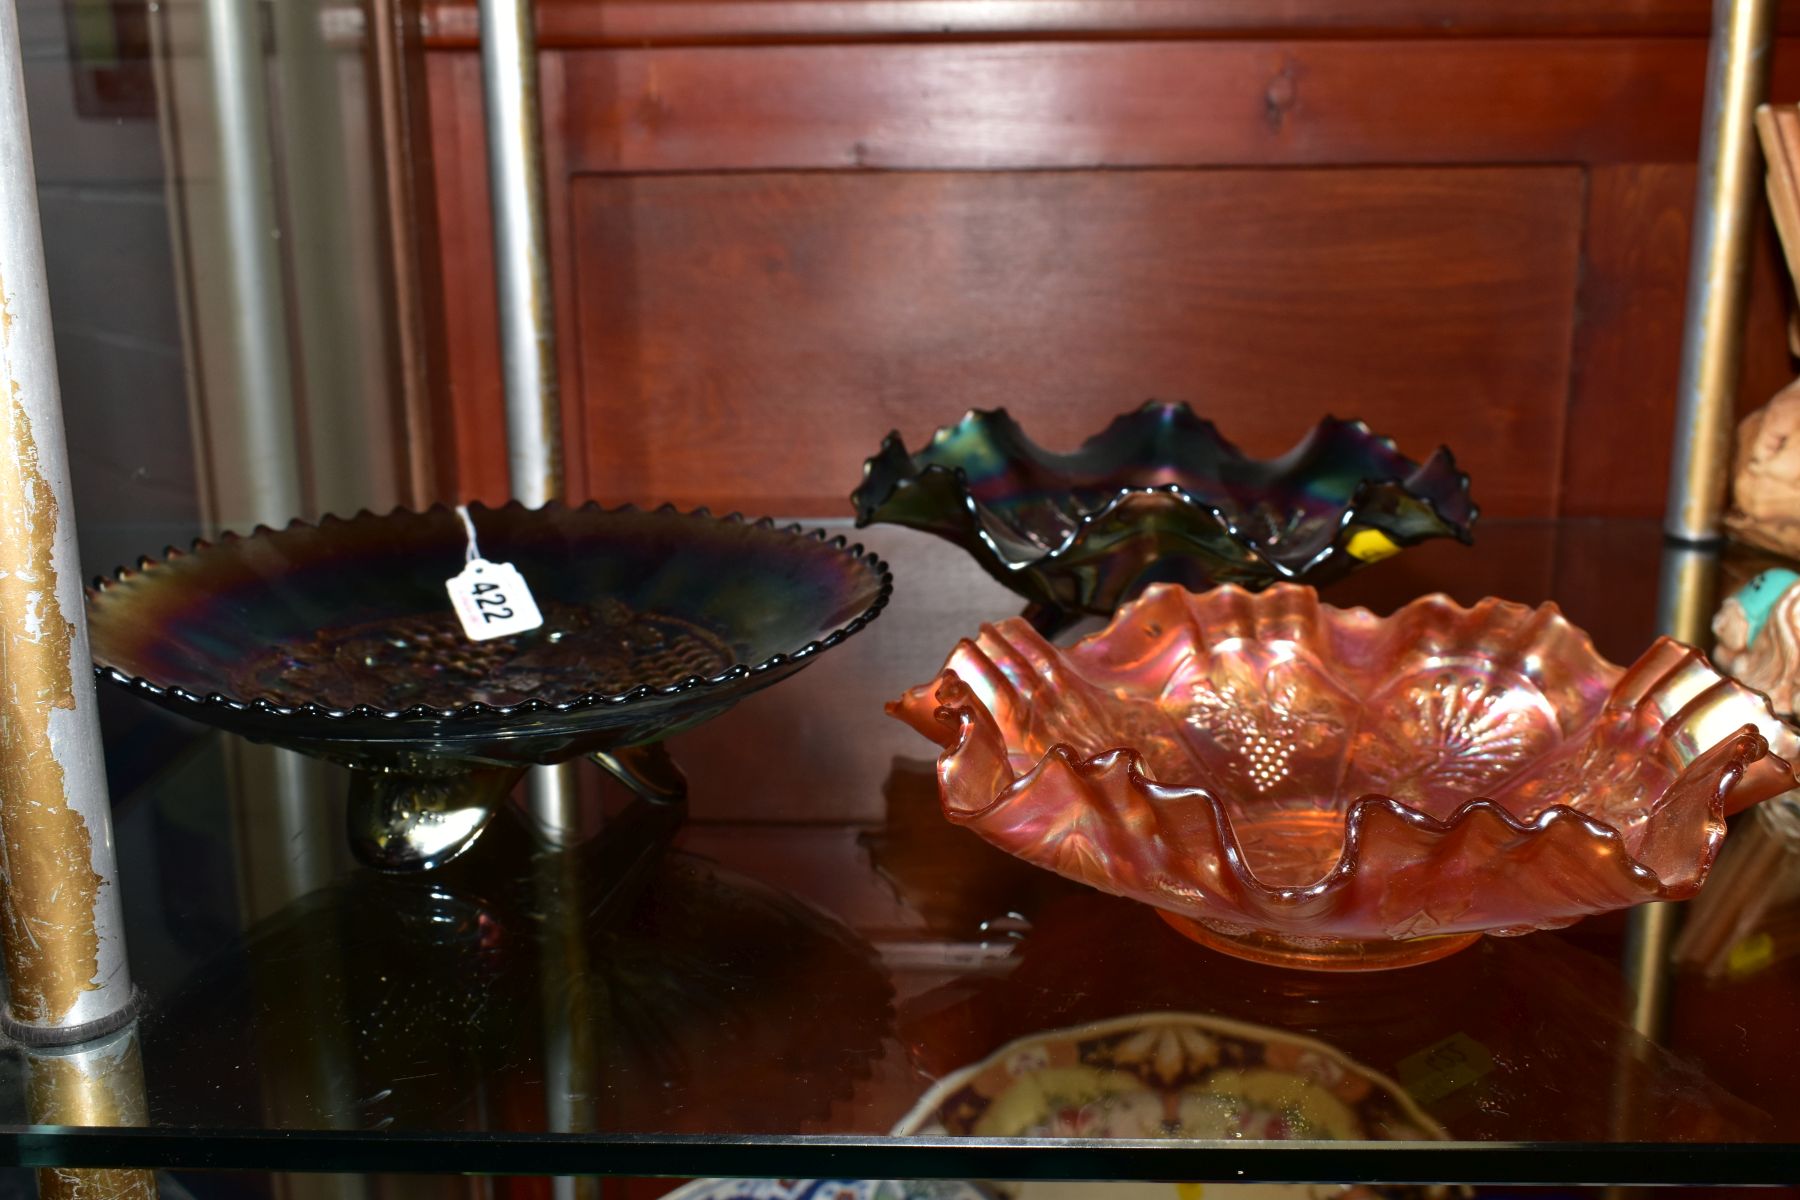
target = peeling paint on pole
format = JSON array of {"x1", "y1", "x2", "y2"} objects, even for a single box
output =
[
  {"x1": 0, "y1": 325, "x2": 104, "y2": 1022},
  {"x1": 0, "y1": 0, "x2": 134, "y2": 1036}
]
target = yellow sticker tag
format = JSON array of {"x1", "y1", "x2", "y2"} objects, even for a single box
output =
[
  {"x1": 1345, "y1": 529, "x2": 1402, "y2": 563},
  {"x1": 1397, "y1": 1032, "x2": 1494, "y2": 1105},
  {"x1": 1727, "y1": 931, "x2": 1776, "y2": 979}
]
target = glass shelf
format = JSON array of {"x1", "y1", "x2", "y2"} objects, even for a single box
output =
[{"x1": 5, "y1": 519, "x2": 1798, "y2": 1186}]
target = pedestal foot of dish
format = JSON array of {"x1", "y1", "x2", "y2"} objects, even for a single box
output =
[
  {"x1": 592, "y1": 741, "x2": 688, "y2": 804},
  {"x1": 346, "y1": 763, "x2": 525, "y2": 871},
  {"x1": 1156, "y1": 911, "x2": 1482, "y2": 972}
]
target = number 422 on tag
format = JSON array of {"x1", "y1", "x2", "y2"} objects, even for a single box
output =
[{"x1": 446, "y1": 559, "x2": 544, "y2": 641}]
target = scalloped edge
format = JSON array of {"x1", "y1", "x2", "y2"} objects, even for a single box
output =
[
  {"x1": 850, "y1": 403, "x2": 1479, "y2": 579},
  {"x1": 87, "y1": 499, "x2": 894, "y2": 724},
  {"x1": 893, "y1": 583, "x2": 1800, "y2": 917},
  {"x1": 930, "y1": 719, "x2": 1761, "y2": 905}
]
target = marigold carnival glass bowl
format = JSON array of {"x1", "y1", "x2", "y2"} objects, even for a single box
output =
[
  {"x1": 88, "y1": 502, "x2": 891, "y2": 871},
  {"x1": 851, "y1": 402, "x2": 1476, "y2": 635},
  {"x1": 889, "y1": 584, "x2": 1800, "y2": 971}
]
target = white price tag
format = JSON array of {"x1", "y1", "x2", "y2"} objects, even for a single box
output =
[
  {"x1": 444, "y1": 504, "x2": 543, "y2": 641},
  {"x1": 446, "y1": 559, "x2": 543, "y2": 641}
]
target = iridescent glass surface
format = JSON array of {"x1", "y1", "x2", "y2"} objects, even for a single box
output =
[
  {"x1": 851, "y1": 404, "x2": 1475, "y2": 634},
  {"x1": 85, "y1": 503, "x2": 891, "y2": 869},
  {"x1": 6, "y1": 521, "x2": 1799, "y2": 1185},
  {"x1": 890, "y1": 585, "x2": 1798, "y2": 970}
]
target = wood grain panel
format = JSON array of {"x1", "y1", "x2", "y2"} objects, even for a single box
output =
[
  {"x1": 571, "y1": 167, "x2": 1582, "y2": 518},
  {"x1": 553, "y1": 40, "x2": 1800, "y2": 174},
  {"x1": 1563, "y1": 164, "x2": 1798, "y2": 517},
  {"x1": 428, "y1": 25, "x2": 1800, "y2": 518},
  {"x1": 427, "y1": 49, "x2": 511, "y2": 504},
  {"x1": 1562, "y1": 164, "x2": 1696, "y2": 518},
  {"x1": 421, "y1": 0, "x2": 1800, "y2": 49}
]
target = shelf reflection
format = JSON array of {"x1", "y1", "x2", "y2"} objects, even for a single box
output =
[{"x1": 144, "y1": 804, "x2": 897, "y2": 1137}]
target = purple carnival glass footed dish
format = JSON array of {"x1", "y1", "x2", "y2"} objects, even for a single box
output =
[
  {"x1": 890, "y1": 584, "x2": 1800, "y2": 971},
  {"x1": 851, "y1": 402, "x2": 1475, "y2": 635},
  {"x1": 89, "y1": 502, "x2": 891, "y2": 870}
]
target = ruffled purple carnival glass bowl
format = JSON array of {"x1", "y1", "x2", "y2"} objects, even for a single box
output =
[{"x1": 852, "y1": 402, "x2": 1475, "y2": 635}]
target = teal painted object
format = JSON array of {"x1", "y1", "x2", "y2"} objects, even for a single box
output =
[{"x1": 1737, "y1": 568, "x2": 1800, "y2": 647}]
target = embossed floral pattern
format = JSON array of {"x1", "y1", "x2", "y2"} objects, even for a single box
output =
[
  {"x1": 1347, "y1": 671, "x2": 1560, "y2": 813},
  {"x1": 889, "y1": 584, "x2": 1800, "y2": 969}
]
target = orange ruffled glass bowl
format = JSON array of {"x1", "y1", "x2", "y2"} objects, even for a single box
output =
[{"x1": 890, "y1": 585, "x2": 1800, "y2": 971}]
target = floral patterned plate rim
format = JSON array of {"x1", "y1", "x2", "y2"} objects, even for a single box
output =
[
  {"x1": 662, "y1": 1181, "x2": 993, "y2": 1200},
  {"x1": 891, "y1": 1010, "x2": 1450, "y2": 1143}
]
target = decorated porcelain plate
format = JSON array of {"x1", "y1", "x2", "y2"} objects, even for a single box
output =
[
  {"x1": 669, "y1": 1013, "x2": 1450, "y2": 1200},
  {"x1": 891, "y1": 1011, "x2": 1452, "y2": 1200},
  {"x1": 663, "y1": 1182, "x2": 992, "y2": 1200}
]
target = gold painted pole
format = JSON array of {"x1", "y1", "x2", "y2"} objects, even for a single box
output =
[
  {"x1": 1665, "y1": 0, "x2": 1779, "y2": 543},
  {"x1": 25, "y1": 1027, "x2": 156, "y2": 1200},
  {"x1": 0, "y1": 0, "x2": 155, "y2": 1190},
  {"x1": 0, "y1": 0, "x2": 138, "y2": 1042}
]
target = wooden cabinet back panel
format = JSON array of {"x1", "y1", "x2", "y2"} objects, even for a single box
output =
[
  {"x1": 426, "y1": 25, "x2": 1800, "y2": 518},
  {"x1": 571, "y1": 167, "x2": 1582, "y2": 517}
]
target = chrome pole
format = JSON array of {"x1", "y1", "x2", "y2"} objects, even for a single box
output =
[
  {"x1": 478, "y1": 0, "x2": 577, "y2": 842},
  {"x1": 1665, "y1": 0, "x2": 1778, "y2": 543},
  {"x1": 197, "y1": 0, "x2": 337, "y2": 916},
  {"x1": 479, "y1": 0, "x2": 561, "y2": 504},
  {"x1": 201, "y1": 0, "x2": 305, "y2": 517},
  {"x1": 479, "y1": 20, "x2": 586, "y2": 1195},
  {"x1": 0, "y1": 0, "x2": 137, "y2": 1043}
]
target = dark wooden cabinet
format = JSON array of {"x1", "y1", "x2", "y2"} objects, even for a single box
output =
[{"x1": 418, "y1": 0, "x2": 1800, "y2": 519}]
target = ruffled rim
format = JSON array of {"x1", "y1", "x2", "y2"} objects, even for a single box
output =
[
  {"x1": 851, "y1": 403, "x2": 1478, "y2": 578},
  {"x1": 890, "y1": 584, "x2": 1800, "y2": 933},
  {"x1": 89, "y1": 500, "x2": 893, "y2": 724},
  {"x1": 927, "y1": 703, "x2": 1765, "y2": 907}
]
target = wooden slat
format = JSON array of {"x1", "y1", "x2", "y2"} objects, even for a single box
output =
[
  {"x1": 427, "y1": 50, "x2": 512, "y2": 504},
  {"x1": 569, "y1": 167, "x2": 1582, "y2": 518},
  {"x1": 421, "y1": 0, "x2": 1800, "y2": 50},
  {"x1": 550, "y1": 39, "x2": 1800, "y2": 173},
  {"x1": 371, "y1": 0, "x2": 456, "y2": 507},
  {"x1": 1740, "y1": 200, "x2": 1800, "y2": 443},
  {"x1": 1562, "y1": 164, "x2": 1695, "y2": 519},
  {"x1": 1558, "y1": 159, "x2": 1791, "y2": 517}
]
